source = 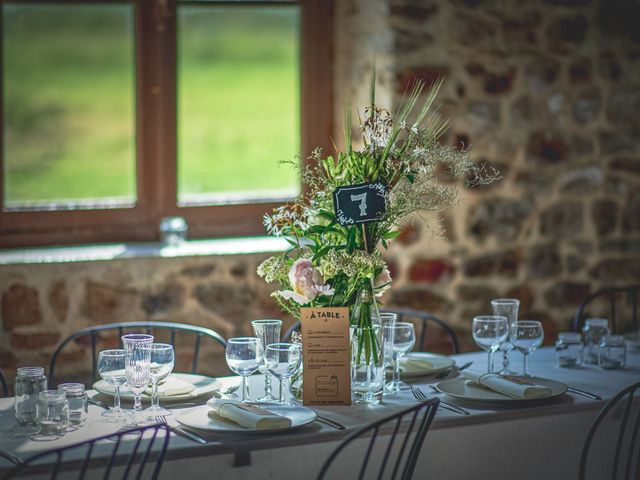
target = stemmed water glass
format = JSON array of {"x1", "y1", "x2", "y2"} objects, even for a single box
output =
[
  {"x1": 510, "y1": 321, "x2": 544, "y2": 377},
  {"x1": 384, "y1": 322, "x2": 415, "y2": 394},
  {"x1": 122, "y1": 334, "x2": 153, "y2": 424},
  {"x1": 225, "y1": 337, "x2": 264, "y2": 403},
  {"x1": 265, "y1": 343, "x2": 302, "y2": 405},
  {"x1": 97, "y1": 349, "x2": 127, "y2": 421},
  {"x1": 491, "y1": 298, "x2": 520, "y2": 374},
  {"x1": 472, "y1": 316, "x2": 509, "y2": 373},
  {"x1": 145, "y1": 343, "x2": 175, "y2": 417},
  {"x1": 251, "y1": 319, "x2": 282, "y2": 403}
]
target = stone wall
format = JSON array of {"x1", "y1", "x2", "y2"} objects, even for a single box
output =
[
  {"x1": 1, "y1": 0, "x2": 639, "y2": 386},
  {"x1": 336, "y1": 0, "x2": 640, "y2": 341}
]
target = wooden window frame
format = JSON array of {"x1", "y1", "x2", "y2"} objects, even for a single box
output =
[{"x1": 0, "y1": 0, "x2": 334, "y2": 248}]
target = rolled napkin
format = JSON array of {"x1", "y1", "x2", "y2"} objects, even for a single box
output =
[
  {"x1": 145, "y1": 375, "x2": 196, "y2": 397},
  {"x1": 464, "y1": 371, "x2": 552, "y2": 399},
  {"x1": 206, "y1": 398, "x2": 292, "y2": 430},
  {"x1": 400, "y1": 356, "x2": 434, "y2": 371}
]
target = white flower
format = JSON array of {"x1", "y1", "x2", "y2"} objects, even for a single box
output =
[
  {"x1": 277, "y1": 258, "x2": 334, "y2": 305},
  {"x1": 373, "y1": 266, "x2": 392, "y2": 297}
]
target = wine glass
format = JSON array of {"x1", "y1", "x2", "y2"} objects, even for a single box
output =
[
  {"x1": 122, "y1": 334, "x2": 154, "y2": 424},
  {"x1": 510, "y1": 321, "x2": 544, "y2": 377},
  {"x1": 97, "y1": 349, "x2": 127, "y2": 421},
  {"x1": 384, "y1": 322, "x2": 415, "y2": 394},
  {"x1": 265, "y1": 343, "x2": 302, "y2": 405},
  {"x1": 145, "y1": 343, "x2": 175, "y2": 417},
  {"x1": 491, "y1": 299, "x2": 520, "y2": 374},
  {"x1": 472, "y1": 316, "x2": 509, "y2": 373},
  {"x1": 225, "y1": 337, "x2": 264, "y2": 403},
  {"x1": 251, "y1": 319, "x2": 282, "y2": 403}
]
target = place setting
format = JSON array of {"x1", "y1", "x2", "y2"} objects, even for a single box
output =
[
  {"x1": 173, "y1": 320, "x2": 324, "y2": 437},
  {"x1": 433, "y1": 301, "x2": 569, "y2": 407}
]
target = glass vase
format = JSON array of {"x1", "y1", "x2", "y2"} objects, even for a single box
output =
[{"x1": 350, "y1": 286, "x2": 384, "y2": 405}]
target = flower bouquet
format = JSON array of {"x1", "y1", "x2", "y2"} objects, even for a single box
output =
[{"x1": 258, "y1": 72, "x2": 498, "y2": 403}]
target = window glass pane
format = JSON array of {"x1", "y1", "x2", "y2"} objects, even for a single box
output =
[
  {"x1": 2, "y1": 3, "x2": 136, "y2": 210},
  {"x1": 177, "y1": 5, "x2": 300, "y2": 205}
]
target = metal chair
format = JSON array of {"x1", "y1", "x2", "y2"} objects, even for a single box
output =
[
  {"x1": 572, "y1": 285, "x2": 640, "y2": 333},
  {"x1": 317, "y1": 398, "x2": 439, "y2": 480},
  {"x1": 579, "y1": 381, "x2": 640, "y2": 480},
  {"x1": 49, "y1": 321, "x2": 227, "y2": 386},
  {"x1": 382, "y1": 309, "x2": 459, "y2": 354},
  {"x1": 3, "y1": 423, "x2": 170, "y2": 480},
  {"x1": 283, "y1": 309, "x2": 460, "y2": 354},
  {"x1": 0, "y1": 368, "x2": 8, "y2": 397}
]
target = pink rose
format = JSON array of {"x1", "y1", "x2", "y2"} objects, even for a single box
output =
[{"x1": 278, "y1": 258, "x2": 334, "y2": 305}]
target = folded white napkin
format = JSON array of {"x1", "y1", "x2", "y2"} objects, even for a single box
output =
[
  {"x1": 207, "y1": 398, "x2": 292, "y2": 430},
  {"x1": 464, "y1": 371, "x2": 552, "y2": 399},
  {"x1": 400, "y1": 357, "x2": 434, "y2": 371},
  {"x1": 145, "y1": 375, "x2": 196, "y2": 398}
]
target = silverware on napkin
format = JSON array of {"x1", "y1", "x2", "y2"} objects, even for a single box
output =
[
  {"x1": 155, "y1": 416, "x2": 207, "y2": 444},
  {"x1": 411, "y1": 385, "x2": 471, "y2": 416}
]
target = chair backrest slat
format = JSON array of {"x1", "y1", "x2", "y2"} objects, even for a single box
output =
[
  {"x1": 49, "y1": 321, "x2": 227, "y2": 387},
  {"x1": 379, "y1": 417, "x2": 402, "y2": 479},
  {"x1": 317, "y1": 399, "x2": 439, "y2": 480},
  {"x1": 0, "y1": 368, "x2": 8, "y2": 397},
  {"x1": 572, "y1": 284, "x2": 640, "y2": 333},
  {"x1": 579, "y1": 381, "x2": 640, "y2": 480},
  {"x1": 5, "y1": 424, "x2": 170, "y2": 480},
  {"x1": 193, "y1": 334, "x2": 203, "y2": 373}
]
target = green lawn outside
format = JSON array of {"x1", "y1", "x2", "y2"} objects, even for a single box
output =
[{"x1": 2, "y1": 4, "x2": 300, "y2": 206}]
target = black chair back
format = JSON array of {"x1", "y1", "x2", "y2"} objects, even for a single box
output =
[
  {"x1": 0, "y1": 368, "x2": 7, "y2": 397},
  {"x1": 49, "y1": 321, "x2": 226, "y2": 386},
  {"x1": 4, "y1": 424, "x2": 170, "y2": 480},
  {"x1": 284, "y1": 309, "x2": 459, "y2": 354},
  {"x1": 317, "y1": 398, "x2": 439, "y2": 480},
  {"x1": 383, "y1": 309, "x2": 459, "y2": 354},
  {"x1": 579, "y1": 381, "x2": 640, "y2": 480},
  {"x1": 572, "y1": 285, "x2": 640, "y2": 333}
]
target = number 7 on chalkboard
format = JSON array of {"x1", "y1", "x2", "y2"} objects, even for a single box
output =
[{"x1": 333, "y1": 182, "x2": 386, "y2": 226}]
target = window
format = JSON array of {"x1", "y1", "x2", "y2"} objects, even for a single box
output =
[{"x1": 0, "y1": 0, "x2": 333, "y2": 247}]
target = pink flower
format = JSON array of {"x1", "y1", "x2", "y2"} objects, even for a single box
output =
[
  {"x1": 374, "y1": 267, "x2": 392, "y2": 297},
  {"x1": 278, "y1": 258, "x2": 334, "y2": 305}
]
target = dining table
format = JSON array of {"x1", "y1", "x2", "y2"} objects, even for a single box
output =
[{"x1": 0, "y1": 345, "x2": 638, "y2": 480}]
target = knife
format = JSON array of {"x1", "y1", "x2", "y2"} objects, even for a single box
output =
[
  {"x1": 567, "y1": 387, "x2": 602, "y2": 400},
  {"x1": 168, "y1": 425, "x2": 208, "y2": 444}
]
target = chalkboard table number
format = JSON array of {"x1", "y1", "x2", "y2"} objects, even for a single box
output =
[{"x1": 332, "y1": 182, "x2": 386, "y2": 226}]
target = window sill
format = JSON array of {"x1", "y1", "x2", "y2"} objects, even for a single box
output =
[{"x1": 0, "y1": 236, "x2": 289, "y2": 266}]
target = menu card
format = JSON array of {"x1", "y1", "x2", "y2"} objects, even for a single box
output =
[{"x1": 300, "y1": 307, "x2": 351, "y2": 406}]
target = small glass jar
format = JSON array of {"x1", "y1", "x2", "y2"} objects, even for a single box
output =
[
  {"x1": 555, "y1": 332, "x2": 583, "y2": 368},
  {"x1": 58, "y1": 383, "x2": 87, "y2": 427},
  {"x1": 582, "y1": 318, "x2": 610, "y2": 365},
  {"x1": 35, "y1": 390, "x2": 68, "y2": 440},
  {"x1": 14, "y1": 367, "x2": 48, "y2": 425},
  {"x1": 599, "y1": 335, "x2": 627, "y2": 370},
  {"x1": 159, "y1": 216, "x2": 188, "y2": 245}
]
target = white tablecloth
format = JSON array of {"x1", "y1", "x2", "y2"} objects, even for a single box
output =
[{"x1": 0, "y1": 347, "x2": 638, "y2": 479}]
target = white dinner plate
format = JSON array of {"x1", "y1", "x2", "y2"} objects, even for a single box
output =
[
  {"x1": 391, "y1": 352, "x2": 455, "y2": 379},
  {"x1": 435, "y1": 376, "x2": 568, "y2": 404},
  {"x1": 624, "y1": 332, "x2": 640, "y2": 352},
  {"x1": 175, "y1": 404, "x2": 317, "y2": 434},
  {"x1": 93, "y1": 373, "x2": 228, "y2": 403}
]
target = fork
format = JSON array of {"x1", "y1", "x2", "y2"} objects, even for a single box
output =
[
  {"x1": 155, "y1": 416, "x2": 208, "y2": 444},
  {"x1": 410, "y1": 385, "x2": 471, "y2": 416}
]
